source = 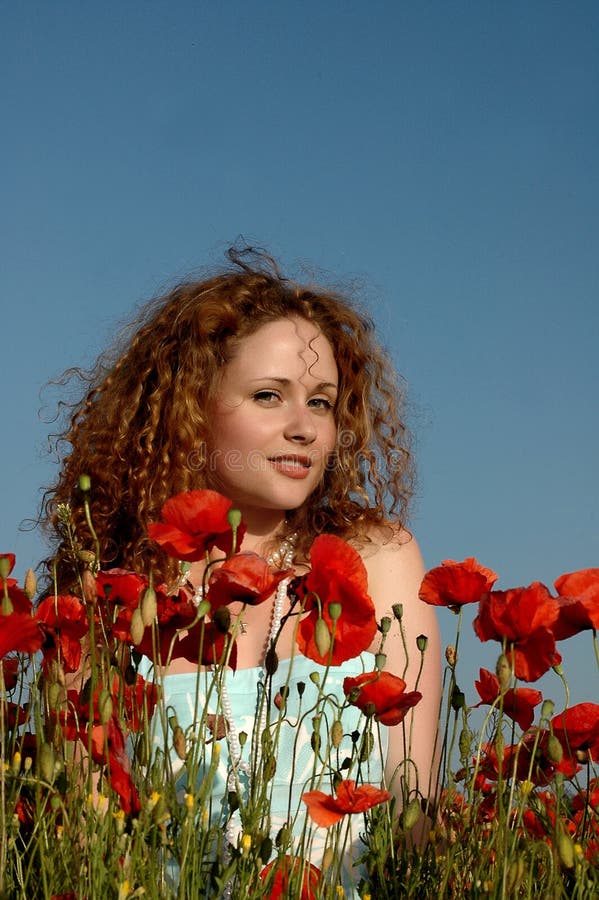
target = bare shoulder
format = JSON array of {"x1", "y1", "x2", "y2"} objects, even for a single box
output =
[{"x1": 354, "y1": 523, "x2": 428, "y2": 619}]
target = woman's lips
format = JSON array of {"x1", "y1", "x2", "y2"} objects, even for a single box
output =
[{"x1": 268, "y1": 456, "x2": 312, "y2": 479}]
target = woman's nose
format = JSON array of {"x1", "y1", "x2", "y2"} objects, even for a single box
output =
[{"x1": 283, "y1": 405, "x2": 317, "y2": 443}]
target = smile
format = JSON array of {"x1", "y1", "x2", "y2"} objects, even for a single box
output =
[{"x1": 268, "y1": 455, "x2": 313, "y2": 479}]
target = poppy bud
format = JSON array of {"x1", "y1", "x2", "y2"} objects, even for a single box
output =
[
  {"x1": 401, "y1": 798, "x2": 421, "y2": 831},
  {"x1": 495, "y1": 653, "x2": 511, "y2": 689},
  {"x1": 392, "y1": 603, "x2": 403, "y2": 621},
  {"x1": 314, "y1": 617, "x2": 331, "y2": 657},
  {"x1": 226, "y1": 508, "x2": 242, "y2": 530},
  {"x1": 546, "y1": 734, "x2": 563, "y2": 764},
  {"x1": 173, "y1": 726, "x2": 187, "y2": 761},
  {"x1": 98, "y1": 689, "x2": 113, "y2": 724},
  {"x1": 0, "y1": 557, "x2": 11, "y2": 579},
  {"x1": 375, "y1": 652, "x2": 386, "y2": 671},
  {"x1": 540, "y1": 699, "x2": 555, "y2": 721},
  {"x1": 331, "y1": 719, "x2": 344, "y2": 748},
  {"x1": 363, "y1": 702, "x2": 377, "y2": 718},
  {"x1": 238, "y1": 731, "x2": 248, "y2": 748},
  {"x1": 12, "y1": 751, "x2": 21, "y2": 775},
  {"x1": 557, "y1": 831, "x2": 575, "y2": 869},
  {"x1": 328, "y1": 601, "x2": 342, "y2": 622},
  {"x1": 259, "y1": 835, "x2": 273, "y2": 865},
  {"x1": 130, "y1": 607, "x2": 145, "y2": 646},
  {"x1": 379, "y1": 616, "x2": 392, "y2": 634},
  {"x1": 416, "y1": 634, "x2": 428, "y2": 652},
  {"x1": 23, "y1": 568, "x2": 37, "y2": 600},
  {"x1": 263, "y1": 756, "x2": 276, "y2": 781},
  {"x1": 141, "y1": 586, "x2": 157, "y2": 626},
  {"x1": 451, "y1": 686, "x2": 465, "y2": 711},
  {"x1": 135, "y1": 739, "x2": 149, "y2": 766},
  {"x1": 297, "y1": 681, "x2": 306, "y2": 697},
  {"x1": 309, "y1": 672, "x2": 320, "y2": 686},
  {"x1": 264, "y1": 644, "x2": 279, "y2": 675},
  {"x1": 213, "y1": 606, "x2": 231, "y2": 633},
  {"x1": 47, "y1": 681, "x2": 62, "y2": 710},
  {"x1": 39, "y1": 742, "x2": 55, "y2": 784},
  {"x1": 124, "y1": 663, "x2": 137, "y2": 686},
  {"x1": 360, "y1": 731, "x2": 375, "y2": 762},
  {"x1": 78, "y1": 474, "x2": 91, "y2": 492},
  {"x1": 77, "y1": 549, "x2": 96, "y2": 565},
  {"x1": 82, "y1": 569, "x2": 97, "y2": 605},
  {"x1": 276, "y1": 825, "x2": 292, "y2": 849}
]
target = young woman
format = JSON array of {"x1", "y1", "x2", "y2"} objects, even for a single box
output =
[{"x1": 43, "y1": 248, "x2": 441, "y2": 894}]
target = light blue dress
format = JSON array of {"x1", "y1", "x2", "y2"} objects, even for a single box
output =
[{"x1": 146, "y1": 651, "x2": 389, "y2": 896}]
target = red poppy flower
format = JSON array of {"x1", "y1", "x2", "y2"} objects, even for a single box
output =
[
  {"x1": 572, "y1": 778, "x2": 599, "y2": 813},
  {"x1": 206, "y1": 552, "x2": 292, "y2": 608},
  {"x1": 147, "y1": 489, "x2": 245, "y2": 561},
  {"x1": 119, "y1": 674, "x2": 160, "y2": 733},
  {"x1": 62, "y1": 688, "x2": 140, "y2": 815},
  {"x1": 5, "y1": 702, "x2": 28, "y2": 729},
  {"x1": 0, "y1": 612, "x2": 43, "y2": 658},
  {"x1": 168, "y1": 620, "x2": 238, "y2": 670},
  {"x1": 2, "y1": 656, "x2": 21, "y2": 691},
  {"x1": 96, "y1": 569, "x2": 147, "y2": 609},
  {"x1": 95, "y1": 570, "x2": 200, "y2": 658},
  {"x1": 302, "y1": 778, "x2": 391, "y2": 827},
  {"x1": 473, "y1": 582, "x2": 561, "y2": 682},
  {"x1": 295, "y1": 535, "x2": 377, "y2": 665},
  {"x1": 343, "y1": 670, "x2": 422, "y2": 726},
  {"x1": 259, "y1": 856, "x2": 321, "y2": 900},
  {"x1": 36, "y1": 594, "x2": 88, "y2": 673},
  {"x1": 473, "y1": 668, "x2": 543, "y2": 731},
  {"x1": 419, "y1": 557, "x2": 498, "y2": 610},
  {"x1": 479, "y1": 730, "x2": 579, "y2": 786},
  {"x1": 88, "y1": 715, "x2": 140, "y2": 815},
  {"x1": 551, "y1": 703, "x2": 599, "y2": 760},
  {"x1": 553, "y1": 568, "x2": 599, "y2": 639}
]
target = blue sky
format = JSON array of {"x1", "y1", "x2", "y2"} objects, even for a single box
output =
[{"x1": 2, "y1": 2, "x2": 598, "y2": 707}]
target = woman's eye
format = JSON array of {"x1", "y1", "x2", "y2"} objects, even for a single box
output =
[
  {"x1": 308, "y1": 397, "x2": 334, "y2": 411},
  {"x1": 253, "y1": 390, "x2": 280, "y2": 403}
]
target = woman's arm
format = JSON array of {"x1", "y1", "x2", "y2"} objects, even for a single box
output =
[{"x1": 363, "y1": 530, "x2": 442, "y2": 807}]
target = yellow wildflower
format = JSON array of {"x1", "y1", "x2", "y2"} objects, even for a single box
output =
[{"x1": 241, "y1": 833, "x2": 252, "y2": 856}]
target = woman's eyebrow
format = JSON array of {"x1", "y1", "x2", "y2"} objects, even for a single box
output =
[{"x1": 249, "y1": 376, "x2": 338, "y2": 391}]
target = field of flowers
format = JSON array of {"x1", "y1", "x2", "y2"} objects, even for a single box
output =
[{"x1": 1, "y1": 485, "x2": 598, "y2": 898}]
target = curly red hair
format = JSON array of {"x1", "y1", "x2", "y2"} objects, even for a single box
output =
[{"x1": 42, "y1": 248, "x2": 414, "y2": 587}]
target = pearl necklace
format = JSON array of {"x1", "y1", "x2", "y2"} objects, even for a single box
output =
[{"x1": 218, "y1": 534, "x2": 297, "y2": 888}]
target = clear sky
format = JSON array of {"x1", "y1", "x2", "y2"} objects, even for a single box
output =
[{"x1": 2, "y1": 2, "x2": 598, "y2": 708}]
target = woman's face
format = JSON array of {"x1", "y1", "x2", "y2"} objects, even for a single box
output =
[{"x1": 207, "y1": 317, "x2": 339, "y2": 530}]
